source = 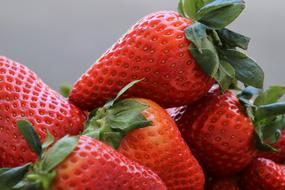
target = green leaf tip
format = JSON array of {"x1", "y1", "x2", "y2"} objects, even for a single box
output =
[
  {"x1": 238, "y1": 86, "x2": 285, "y2": 152},
  {"x1": 104, "y1": 79, "x2": 144, "y2": 109},
  {"x1": 59, "y1": 84, "x2": 72, "y2": 98},
  {"x1": 84, "y1": 99, "x2": 152, "y2": 149},
  {"x1": 17, "y1": 120, "x2": 43, "y2": 157}
]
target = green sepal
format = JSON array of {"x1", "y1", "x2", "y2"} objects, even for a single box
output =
[
  {"x1": 196, "y1": 0, "x2": 245, "y2": 29},
  {"x1": 17, "y1": 120, "x2": 42, "y2": 157},
  {"x1": 254, "y1": 86, "x2": 285, "y2": 106},
  {"x1": 221, "y1": 49, "x2": 264, "y2": 89},
  {"x1": 178, "y1": 0, "x2": 213, "y2": 19},
  {"x1": 15, "y1": 120, "x2": 79, "y2": 190},
  {"x1": 84, "y1": 99, "x2": 152, "y2": 149},
  {"x1": 41, "y1": 131, "x2": 55, "y2": 153},
  {"x1": 254, "y1": 115, "x2": 285, "y2": 152},
  {"x1": 42, "y1": 136, "x2": 79, "y2": 172},
  {"x1": 186, "y1": 23, "x2": 219, "y2": 77},
  {"x1": 104, "y1": 79, "x2": 144, "y2": 109},
  {"x1": 59, "y1": 84, "x2": 71, "y2": 98},
  {"x1": 0, "y1": 163, "x2": 31, "y2": 190},
  {"x1": 238, "y1": 87, "x2": 285, "y2": 152},
  {"x1": 0, "y1": 168, "x2": 10, "y2": 175},
  {"x1": 217, "y1": 28, "x2": 250, "y2": 50}
]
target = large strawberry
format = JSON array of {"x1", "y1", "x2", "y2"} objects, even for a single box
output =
[
  {"x1": 241, "y1": 158, "x2": 285, "y2": 190},
  {"x1": 0, "y1": 121, "x2": 166, "y2": 190},
  {"x1": 69, "y1": 0, "x2": 263, "y2": 111},
  {"x1": 176, "y1": 86, "x2": 285, "y2": 177},
  {"x1": 83, "y1": 81, "x2": 205, "y2": 190},
  {"x1": 0, "y1": 56, "x2": 87, "y2": 168}
]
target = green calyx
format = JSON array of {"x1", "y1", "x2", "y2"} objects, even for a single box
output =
[
  {"x1": 0, "y1": 121, "x2": 79, "y2": 190},
  {"x1": 238, "y1": 86, "x2": 285, "y2": 152},
  {"x1": 178, "y1": 0, "x2": 264, "y2": 92},
  {"x1": 59, "y1": 84, "x2": 72, "y2": 98},
  {"x1": 83, "y1": 80, "x2": 152, "y2": 149}
]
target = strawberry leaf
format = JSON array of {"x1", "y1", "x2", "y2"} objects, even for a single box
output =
[
  {"x1": 84, "y1": 99, "x2": 152, "y2": 149},
  {"x1": 178, "y1": 0, "x2": 213, "y2": 19},
  {"x1": 42, "y1": 136, "x2": 79, "y2": 172},
  {"x1": 254, "y1": 86, "x2": 285, "y2": 106},
  {"x1": 42, "y1": 130, "x2": 55, "y2": 153},
  {"x1": 59, "y1": 84, "x2": 71, "y2": 98},
  {"x1": 217, "y1": 28, "x2": 250, "y2": 50},
  {"x1": 104, "y1": 79, "x2": 143, "y2": 109},
  {"x1": 0, "y1": 163, "x2": 31, "y2": 190},
  {"x1": 17, "y1": 120, "x2": 42, "y2": 157},
  {"x1": 196, "y1": 0, "x2": 245, "y2": 29},
  {"x1": 222, "y1": 49, "x2": 264, "y2": 89}
]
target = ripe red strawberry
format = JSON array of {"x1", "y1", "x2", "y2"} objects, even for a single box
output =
[
  {"x1": 241, "y1": 158, "x2": 285, "y2": 190},
  {"x1": 0, "y1": 123, "x2": 166, "y2": 190},
  {"x1": 69, "y1": 0, "x2": 263, "y2": 111},
  {"x1": 84, "y1": 83, "x2": 205, "y2": 190},
  {"x1": 0, "y1": 56, "x2": 87, "y2": 168},
  {"x1": 206, "y1": 177, "x2": 240, "y2": 190},
  {"x1": 258, "y1": 130, "x2": 285, "y2": 163},
  {"x1": 177, "y1": 86, "x2": 285, "y2": 177}
]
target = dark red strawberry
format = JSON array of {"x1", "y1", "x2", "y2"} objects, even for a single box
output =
[
  {"x1": 177, "y1": 86, "x2": 285, "y2": 177},
  {"x1": 83, "y1": 81, "x2": 205, "y2": 190},
  {"x1": 69, "y1": 0, "x2": 263, "y2": 111},
  {"x1": 241, "y1": 158, "x2": 285, "y2": 190},
  {"x1": 206, "y1": 177, "x2": 240, "y2": 190},
  {"x1": 0, "y1": 121, "x2": 166, "y2": 190},
  {"x1": 0, "y1": 56, "x2": 87, "y2": 168}
]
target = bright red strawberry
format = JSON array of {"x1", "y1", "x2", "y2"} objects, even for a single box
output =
[
  {"x1": 206, "y1": 177, "x2": 240, "y2": 190},
  {"x1": 69, "y1": 0, "x2": 263, "y2": 111},
  {"x1": 241, "y1": 158, "x2": 285, "y2": 190},
  {"x1": 177, "y1": 86, "x2": 285, "y2": 177},
  {"x1": 0, "y1": 56, "x2": 87, "y2": 168},
  {"x1": 52, "y1": 136, "x2": 166, "y2": 190},
  {"x1": 0, "y1": 123, "x2": 166, "y2": 190},
  {"x1": 84, "y1": 89, "x2": 205, "y2": 190},
  {"x1": 258, "y1": 130, "x2": 285, "y2": 163}
]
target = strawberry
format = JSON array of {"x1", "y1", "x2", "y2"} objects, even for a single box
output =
[
  {"x1": 83, "y1": 81, "x2": 205, "y2": 190},
  {"x1": 258, "y1": 130, "x2": 285, "y2": 163},
  {"x1": 0, "y1": 121, "x2": 166, "y2": 190},
  {"x1": 177, "y1": 86, "x2": 285, "y2": 177},
  {"x1": 69, "y1": 0, "x2": 263, "y2": 111},
  {"x1": 206, "y1": 177, "x2": 240, "y2": 190},
  {"x1": 0, "y1": 56, "x2": 87, "y2": 168},
  {"x1": 241, "y1": 158, "x2": 285, "y2": 190}
]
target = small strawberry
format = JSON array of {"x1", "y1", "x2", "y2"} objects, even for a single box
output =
[
  {"x1": 177, "y1": 86, "x2": 285, "y2": 177},
  {"x1": 0, "y1": 121, "x2": 166, "y2": 190},
  {"x1": 0, "y1": 56, "x2": 87, "y2": 168},
  {"x1": 206, "y1": 177, "x2": 240, "y2": 190},
  {"x1": 241, "y1": 158, "x2": 285, "y2": 190},
  {"x1": 83, "y1": 80, "x2": 205, "y2": 190},
  {"x1": 69, "y1": 0, "x2": 263, "y2": 111}
]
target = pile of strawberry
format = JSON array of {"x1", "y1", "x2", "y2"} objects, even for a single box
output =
[{"x1": 1, "y1": 0, "x2": 285, "y2": 189}]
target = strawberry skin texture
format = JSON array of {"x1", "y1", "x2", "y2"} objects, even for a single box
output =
[
  {"x1": 241, "y1": 158, "x2": 285, "y2": 190},
  {"x1": 52, "y1": 136, "x2": 166, "y2": 190},
  {"x1": 206, "y1": 178, "x2": 240, "y2": 190},
  {"x1": 177, "y1": 90, "x2": 257, "y2": 177},
  {"x1": 69, "y1": 11, "x2": 214, "y2": 111},
  {"x1": 118, "y1": 98, "x2": 205, "y2": 190},
  {"x1": 258, "y1": 130, "x2": 285, "y2": 163},
  {"x1": 0, "y1": 56, "x2": 87, "y2": 167}
]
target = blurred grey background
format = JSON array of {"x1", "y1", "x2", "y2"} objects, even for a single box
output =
[{"x1": 0, "y1": 0, "x2": 284, "y2": 91}]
